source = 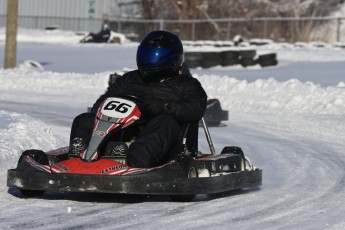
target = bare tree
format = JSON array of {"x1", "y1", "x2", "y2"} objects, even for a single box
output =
[
  {"x1": 138, "y1": 0, "x2": 344, "y2": 41},
  {"x1": 141, "y1": 0, "x2": 156, "y2": 19}
]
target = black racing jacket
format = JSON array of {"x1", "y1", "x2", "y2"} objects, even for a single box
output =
[{"x1": 92, "y1": 70, "x2": 207, "y2": 123}]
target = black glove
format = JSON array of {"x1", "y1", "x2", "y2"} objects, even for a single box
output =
[{"x1": 139, "y1": 99, "x2": 172, "y2": 116}]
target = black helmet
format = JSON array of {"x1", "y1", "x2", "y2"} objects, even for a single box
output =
[
  {"x1": 136, "y1": 30, "x2": 184, "y2": 81},
  {"x1": 102, "y1": 23, "x2": 110, "y2": 31}
]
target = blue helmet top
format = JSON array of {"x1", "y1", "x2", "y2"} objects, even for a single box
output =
[{"x1": 136, "y1": 30, "x2": 184, "y2": 81}]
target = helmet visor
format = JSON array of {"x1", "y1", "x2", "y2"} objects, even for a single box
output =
[{"x1": 136, "y1": 45, "x2": 177, "y2": 67}]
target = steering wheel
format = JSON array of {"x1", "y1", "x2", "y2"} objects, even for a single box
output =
[{"x1": 115, "y1": 94, "x2": 142, "y2": 104}]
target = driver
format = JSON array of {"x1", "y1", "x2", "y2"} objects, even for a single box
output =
[{"x1": 70, "y1": 30, "x2": 207, "y2": 168}]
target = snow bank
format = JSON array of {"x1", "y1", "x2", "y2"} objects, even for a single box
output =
[
  {"x1": 0, "y1": 68, "x2": 110, "y2": 103},
  {"x1": 197, "y1": 75, "x2": 345, "y2": 115},
  {"x1": 0, "y1": 111, "x2": 56, "y2": 171},
  {"x1": 1, "y1": 67, "x2": 343, "y2": 117},
  {"x1": 0, "y1": 28, "x2": 82, "y2": 44}
]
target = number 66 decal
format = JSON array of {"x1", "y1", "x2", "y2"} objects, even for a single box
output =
[
  {"x1": 101, "y1": 98, "x2": 136, "y2": 118},
  {"x1": 104, "y1": 101, "x2": 131, "y2": 113}
]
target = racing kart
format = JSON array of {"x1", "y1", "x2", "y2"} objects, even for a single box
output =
[
  {"x1": 7, "y1": 97, "x2": 262, "y2": 202},
  {"x1": 80, "y1": 31, "x2": 110, "y2": 43}
]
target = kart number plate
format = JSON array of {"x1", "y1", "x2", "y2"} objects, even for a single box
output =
[{"x1": 101, "y1": 98, "x2": 136, "y2": 118}]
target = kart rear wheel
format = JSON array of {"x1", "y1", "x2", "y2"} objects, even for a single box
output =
[
  {"x1": 170, "y1": 194, "x2": 195, "y2": 202},
  {"x1": 20, "y1": 189, "x2": 45, "y2": 197},
  {"x1": 17, "y1": 149, "x2": 47, "y2": 197},
  {"x1": 170, "y1": 167, "x2": 197, "y2": 202},
  {"x1": 206, "y1": 121, "x2": 221, "y2": 127}
]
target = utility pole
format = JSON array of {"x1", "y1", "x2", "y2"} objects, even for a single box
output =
[
  {"x1": 294, "y1": 0, "x2": 301, "y2": 42},
  {"x1": 4, "y1": 0, "x2": 18, "y2": 69}
]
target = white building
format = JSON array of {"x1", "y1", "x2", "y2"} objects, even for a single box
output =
[{"x1": 0, "y1": 0, "x2": 133, "y2": 31}]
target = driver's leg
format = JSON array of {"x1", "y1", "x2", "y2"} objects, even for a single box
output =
[
  {"x1": 69, "y1": 113, "x2": 94, "y2": 154},
  {"x1": 126, "y1": 115, "x2": 181, "y2": 168}
]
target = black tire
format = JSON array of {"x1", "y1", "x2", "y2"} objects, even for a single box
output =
[
  {"x1": 20, "y1": 189, "x2": 45, "y2": 197},
  {"x1": 201, "y1": 51, "x2": 221, "y2": 68},
  {"x1": 221, "y1": 50, "x2": 240, "y2": 66},
  {"x1": 258, "y1": 58, "x2": 278, "y2": 67},
  {"x1": 170, "y1": 194, "x2": 195, "y2": 202},
  {"x1": 258, "y1": 53, "x2": 278, "y2": 67},
  {"x1": 221, "y1": 58, "x2": 240, "y2": 66},
  {"x1": 184, "y1": 52, "x2": 202, "y2": 68},
  {"x1": 239, "y1": 49, "x2": 256, "y2": 58},
  {"x1": 221, "y1": 50, "x2": 239, "y2": 59},
  {"x1": 240, "y1": 57, "x2": 257, "y2": 67},
  {"x1": 18, "y1": 149, "x2": 49, "y2": 166},
  {"x1": 18, "y1": 150, "x2": 48, "y2": 197},
  {"x1": 184, "y1": 59, "x2": 200, "y2": 68},
  {"x1": 258, "y1": 53, "x2": 276, "y2": 60},
  {"x1": 170, "y1": 167, "x2": 197, "y2": 202}
]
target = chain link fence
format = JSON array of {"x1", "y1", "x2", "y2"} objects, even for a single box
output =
[
  {"x1": 1, "y1": 15, "x2": 345, "y2": 43},
  {"x1": 110, "y1": 17, "x2": 345, "y2": 43}
]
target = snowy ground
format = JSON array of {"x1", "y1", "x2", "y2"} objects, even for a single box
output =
[{"x1": 0, "y1": 29, "x2": 345, "y2": 229}]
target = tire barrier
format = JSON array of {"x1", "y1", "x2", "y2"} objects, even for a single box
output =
[
  {"x1": 184, "y1": 45, "x2": 278, "y2": 69},
  {"x1": 200, "y1": 51, "x2": 222, "y2": 68},
  {"x1": 184, "y1": 52, "x2": 202, "y2": 68},
  {"x1": 221, "y1": 50, "x2": 240, "y2": 66},
  {"x1": 257, "y1": 53, "x2": 278, "y2": 67},
  {"x1": 240, "y1": 57, "x2": 258, "y2": 67},
  {"x1": 238, "y1": 49, "x2": 256, "y2": 58}
]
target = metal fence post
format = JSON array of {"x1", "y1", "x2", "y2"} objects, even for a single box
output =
[
  {"x1": 160, "y1": 19, "x2": 164, "y2": 30},
  {"x1": 264, "y1": 19, "x2": 267, "y2": 38},
  {"x1": 336, "y1": 17, "x2": 341, "y2": 42},
  {"x1": 117, "y1": 20, "x2": 121, "y2": 33},
  {"x1": 77, "y1": 17, "x2": 80, "y2": 31},
  {"x1": 227, "y1": 21, "x2": 231, "y2": 40},
  {"x1": 191, "y1": 21, "x2": 195, "y2": 41}
]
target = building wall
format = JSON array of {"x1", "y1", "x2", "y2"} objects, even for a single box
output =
[
  {"x1": 0, "y1": 0, "x2": 113, "y2": 18},
  {"x1": 0, "y1": 0, "x2": 118, "y2": 31}
]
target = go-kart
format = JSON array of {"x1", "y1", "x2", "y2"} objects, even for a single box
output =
[
  {"x1": 7, "y1": 97, "x2": 262, "y2": 202},
  {"x1": 80, "y1": 31, "x2": 110, "y2": 43}
]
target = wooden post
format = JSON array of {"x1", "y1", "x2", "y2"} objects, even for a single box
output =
[{"x1": 4, "y1": 0, "x2": 18, "y2": 69}]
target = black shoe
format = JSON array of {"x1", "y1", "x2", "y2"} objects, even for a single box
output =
[
  {"x1": 69, "y1": 137, "x2": 87, "y2": 155},
  {"x1": 105, "y1": 142, "x2": 128, "y2": 164},
  {"x1": 105, "y1": 142, "x2": 128, "y2": 157}
]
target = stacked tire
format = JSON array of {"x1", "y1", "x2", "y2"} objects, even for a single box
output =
[
  {"x1": 200, "y1": 51, "x2": 221, "y2": 68},
  {"x1": 184, "y1": 51, "x2": 202, "y2": 68},
  {"x1": 184, "y1": 44, "x2": 278, "y2": 69},
  {"x1": 257, "y1": 53, "x2": 278, "y2": 67},
  {"x1": 221, "y1": 49, "x2": 240, "y2": 66},
  {"x1": 238, "y1": 49, "x2": 257, "y2": 67}
]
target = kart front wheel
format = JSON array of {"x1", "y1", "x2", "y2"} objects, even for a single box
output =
[
  {"x1": 20, "y1": 189, "x2": 45, "y2": 197},
  {"x1": 170, "y1": 194, "x2": 195, "y2": 202},
  {"x1": 170, "y1": 167, "x2": 197, "y2": 202}
]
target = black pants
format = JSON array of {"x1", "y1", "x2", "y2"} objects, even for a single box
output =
[
  {"x1": 70, "y1": 113, "x2": 183, "y2": 168},
  {"x1": 126, "y1": 115, "x2": 182, "y2": 167},
  {"x1": 69, "y1": 113, "x2": 95, "y2": 145}
]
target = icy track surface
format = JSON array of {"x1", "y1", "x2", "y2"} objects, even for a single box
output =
[{"x1": 0, "y1": 30, "x2": 345, "y2": 229}]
